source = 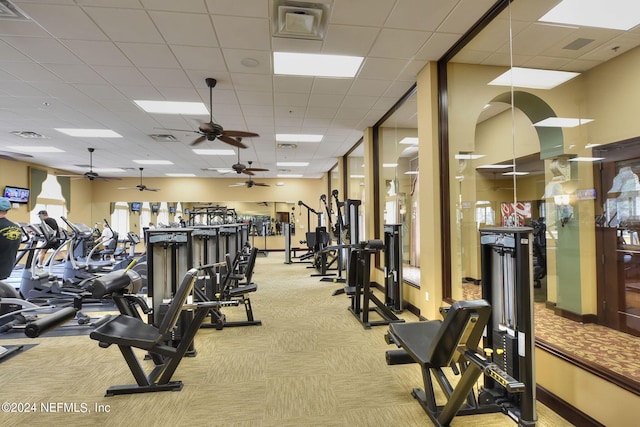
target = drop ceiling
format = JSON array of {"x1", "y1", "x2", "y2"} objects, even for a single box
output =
[{"x1": 1, "y1": 0, "x2": 639, "y2": 179}]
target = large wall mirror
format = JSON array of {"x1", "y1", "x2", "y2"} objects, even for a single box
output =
[
  {"x1": 376, "y1": 90, "x2": 420, "y2": 286},
  {"x1": 444, "y1": 0, "x2": 640, "y2": 391}
]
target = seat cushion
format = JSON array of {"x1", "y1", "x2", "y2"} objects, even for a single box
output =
[
  {"x1": 90, "y1": 315, "x2": 161, "y2": 351},
  {"x1": 388, "y1": 320, "x2": 442, "y2": 366}
]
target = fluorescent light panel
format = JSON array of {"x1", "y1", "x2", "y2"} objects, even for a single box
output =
[
  {"x1": 165, "y1": 173, "x2": 196, "y2": 177},
  {"x1": 7, "y1": 145, "x2": 63, "y2": 153},
  {"x1": 455, "y1": 154, "x2": 485, "y2": 160},
  {"x1": 404, "y1": 171, "x2": 419, "y2": 175},
  {"x1": 477, "y1": 164, "x2": 513, "y2": 169},
  {"x1": 55, "y1": 128, "x2": 122, "y2": 138},
  {"x1": 399, "y1": 137, "x2": 418, "y2": 145},
  {"x1": 569, "y1": 157, "x2": 605, "y2": 162},
  {"x1": 274, "y1": 52, "x2": 363, "y2": 78},
  {"x1": 277, "y1": 162, "x2": 309, "y2": 167},
  {"x1": 539, "y1": 0, "x2": 640, "y2": 31},
  {"x1": 192, "y1": 149, "x2": 235, "y2": 156},
  {"x1": 533, "y1": 117, "x2": 594, "y2": 127},
  {"x1": 488, "y1": 67, "x2": 580, "y2": 90},
  {"x1": 134, "y1": 100, "x2": 208, "y2": 115},
  {"x1": 383, "y1": 163, "x2": 398, "y2": 168},
  {"x1": 350, "y1": 174, "x2": 365, "y2": 179},
  {"x1": 277, "y1": 174, "x2": 303, "y2": 178},
  {"x1": 133, "y1": 160, "x2": 173, "y2": 165},
  {"x1": 502, "y1": 171, "x2": 530, "y2": 176},
  {"x1": 276, "y1": 134, "x2": 323, "y2": 142}
]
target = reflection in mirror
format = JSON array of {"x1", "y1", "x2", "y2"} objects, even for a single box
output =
[
  {"x1": 347, "y1": 142, "x2": 367, "y2": 240},
  {"x1": 445, "y1": 0, "x2": 640, "y2": 393},
  {"x1": 110, "y1": 201, "x2": 297, "y2": 251},
  {"x1": 378, "y1": 92, "x2": 419, "y2": 286}
]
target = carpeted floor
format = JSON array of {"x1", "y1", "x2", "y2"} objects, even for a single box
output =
[
  {"x1": 0, "y1": 253, "x2": 572, "y2": 426},
  {"x1": 463, "y1": 283, "x2": 640, "y2": 384}
]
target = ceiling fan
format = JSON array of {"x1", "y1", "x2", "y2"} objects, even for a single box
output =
[
  {"x1": 58, "y1": 147, "x2": 121, "y2": 181},
  {"x1": 231, "y1": 146, "x2": 269, "y2": 176},
  {"x1": 162, "y1": 78, "x2": 259, "y2": 149},
  {"x1": 118, "y1": 168, "x2": 160, "y2": 192},
  {"x1": 229, "y1": 179, "x2": 270, "y2": 188}
]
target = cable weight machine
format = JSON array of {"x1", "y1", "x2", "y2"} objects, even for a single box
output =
[{"x1": 479, "y1": 227, "x2": 536, "y2": 426}]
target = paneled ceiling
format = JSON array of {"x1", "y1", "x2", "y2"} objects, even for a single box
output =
[{"x1": 1, "y1": 0, "x2": 639, "y2": 179}]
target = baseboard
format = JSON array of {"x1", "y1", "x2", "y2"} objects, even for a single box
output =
[
  {"x1": 553, "y1": 305, "x2": 597, "y2": 324},
  {"x1": 536, "y1": 384, "x2": 605, "y2": 427}
]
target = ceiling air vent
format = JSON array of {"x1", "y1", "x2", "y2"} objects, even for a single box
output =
[
  {"x1": 563, "y1": 38, "x2": 595, "y2": 51},
  {"x1": 0, "y1": 0, "x2": 30, "y2": 21},
  {"x1": 272, "y1": 0, "x2": 330, "y2": 41},
  {"x1": 277, "y1": 143, "x2": 298, "y2": 149},
  {"x1": 10, "y1": 130, "x2": 46, "y2": 139},
  {"x1": 149, "y1": 134, "x2": 178, "y2": 142}
]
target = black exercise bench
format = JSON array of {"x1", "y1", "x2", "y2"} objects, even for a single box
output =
[
  {"x1": 89, "y1": 268, "x2": 219, "y2": 396},
  {"x1": 385, "y1": 299, "x2": 525, "y2": 427}
]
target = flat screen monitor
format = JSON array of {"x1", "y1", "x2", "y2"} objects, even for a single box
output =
[
  {"x1": 169, "y1": 206, "x2": 176, "y2": 214},
  {"x1": 131, "y1": 202, "x2": 142, "y2": 212},
  {"x1": 3, "y1": 186, "x2": 30, "y2": 204},
  {"x1": 151, "y1": 204, "x2": 159, "y2": 213},
  {"x1": 184, "y1": 208, "x2": 190, "y2": 215}
]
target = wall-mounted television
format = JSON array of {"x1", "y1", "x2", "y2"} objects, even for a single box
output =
[
  {"x1": 169, "y1": 206, "x2": 176, "y2": 214},
  {"x1": 151, "y1": 204, "x2": 159, "y2": 213},
  {"x1": 184, "y1": 208, "x2": 191, "y2": 215},
  {"x1": 131, "y1": 202, "x2": 142, "y2": 212},
  {"x1": 3, "y1": 186, "x2": 30, "y2": 204}
]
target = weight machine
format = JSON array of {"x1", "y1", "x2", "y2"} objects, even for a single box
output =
[
  {"x1": 342, "y1": 239, "x2": 405, "y2": 329},
  {"x1": 146, "y1": 227, "x2": 195, "y2": 355},
  {"x1": 478, "y1": 227, "x2": 536, "y2": 426}
]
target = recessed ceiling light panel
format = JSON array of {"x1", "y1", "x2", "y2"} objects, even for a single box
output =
[
  {"x1": 133, "y1": 160, "x2": 173, "y2": 165},
  {"x1": 274, "y1": 52, "x2": 363, "y2": 78},
  {"x1": 55, "y1": 128, "x2": 122, "y2": 138},
  {"x1": 533, "y1": 117, "x2": 594, "y2": 127},
  {"x1": 134, "y1": 100, "x2": 208, "y2": 115},
  {"x1": 539, "y1": 0, "x2": 640, "y2": 31},
  {"x1": 488, "y1": 67, "x2": 580, "y2": 90}
]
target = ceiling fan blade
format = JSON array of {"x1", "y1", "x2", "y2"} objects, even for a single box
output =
[
  {"x1": 94, "y1": 176, "x2": 122, "y2": 181},
  {"x1": 0, "y1": 151, "x2": 33, "y2": 161},
  {"x1": 245, "y1": 167, "x2": 269, "y2": 172},
  {"x1": 242, "y1": 170, "x2": 255, "y2": 176},
  {"x1": 223, "y1": 130, "x2": 259, "y2": 138},
  {"x1": 229, "y1": 183, "x2": 245, "y2": 187},
  {"x1": 254, "y1": 183, "x2": 271, "y2": 187},
  {"x1": 191, "y1": 135, "x2": 207, "y2": 146},
  {"x1": 117, "y1": 187, "x2": 137, "y2": 190},
  {"x1": 144, "y1": 188, "x2": 160, "y2": 192},
  {"x1": 218, "y1": 135, "x2": 247, "y2": 148}
]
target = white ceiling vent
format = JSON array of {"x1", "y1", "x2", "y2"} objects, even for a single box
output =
[
  {"x1": 277, "y1": 143, "x2": 298, "y2": 149},
  {"x1": 0, "y1": 0, "x2": 30, "y2": 21},
  {"x1": 149, "y1": 134, "x2": 178, "y2": 142},
  {"x1": 10, "y1": 130, "x2": 46, "y2": 139},
  {"x1": 272, "y1": 1, "x2": 330, "y2": 41}
]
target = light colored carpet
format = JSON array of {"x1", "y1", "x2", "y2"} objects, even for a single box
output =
[{"x1": 0, "y1": 252, "x2": 572, "y2": 426}]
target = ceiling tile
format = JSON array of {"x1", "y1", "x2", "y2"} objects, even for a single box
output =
[
  {"x1": 331, "y1": 0, "x2": 395, "y2": 27},
  {"x1": 17, "y1": 3, "x2": 108, "y2": 40},
  {"x1": 92, "y1": 65, "x2": 151, "y2": 86},
  {"x1": 117, "y1": 43, "x2": 180, "y2": 68},
  {"x1": 149, "y1": 11, "x2": 219, "y2": 47},
  {"x1": 140, "y1": 0, "x2": 207, "y2": 13},
  {"x1": 385, "y1": 0, "x2": 458, "y2": 31},
  {"x1": 322, "y1": 24, "x2": 379, "y2": 56},
  {"x1": 139, "y1": 67, "x2": 193, "y2": 88},
  {"x1": 63, "y1": 40, "x2": 133, "y2": 66},
  {"x1": 369, "y1": 28, "x2": 431, "y2": 59},
  {"x1": 205, "y1": 0, "x2": 268, "y2": 18},
  {"x1": 171, "y1": 46, "x2": 226, "y2": 71},
  {"x1": 3, "y1": 37, "x2": 81, "y2": 64},
  {"x1": 212, "y1": 16, "x2": 270, "y2": 50},
  {"x1": 83, "y1": 7, "x2": 163, "y2": 43},
  {"x1": 222, "y1": 49, "x2": 272, "y2": 74}
]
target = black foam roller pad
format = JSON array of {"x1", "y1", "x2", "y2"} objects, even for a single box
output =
[{"x1": 25, "y1": 307, "x2": 77, "y2": 338}]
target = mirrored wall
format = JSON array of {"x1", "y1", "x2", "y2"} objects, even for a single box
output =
[
  {"x1": 442, "y1": 0, "x2": 640, "y2": 388},
  {"x1": 377, "y1": 91, "x2": 420, "y2": 286}
]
